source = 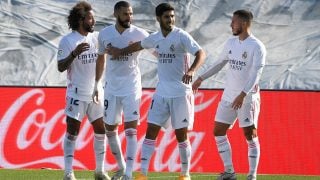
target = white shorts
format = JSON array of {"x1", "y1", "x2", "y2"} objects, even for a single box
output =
[
  {"x1": 65, "y1": 96, "x2": 104, "y2": 123},
  {"x1": 215, "y1": 98, "x2": 260, "y2": 128},
  {"x1": 103, "y1": 93, "x2": 141, "y2": 125},
  {"x1": 147, "y1": 93, "x2": 194, "y2": 130}
]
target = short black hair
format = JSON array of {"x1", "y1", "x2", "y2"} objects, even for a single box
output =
[
  {"x1": 155, "y1": 3, "x2": 174, "y2": 17},
  {"x1": 233, "y1": 9, "x2": 253, "y2": 26},
  {"x1": 114, "y1": 1, "x2": 131, "y2": 11},
  {"x1": 68, "y1": 1, "x2": 92, "y2": 30}
]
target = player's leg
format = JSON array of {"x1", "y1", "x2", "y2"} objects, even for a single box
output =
[
  {"x1": 87, "y1": 100, "x2": 110, "y2": 180},
  {"x1": 171, "y1": 94, "x2": 194, "y2": 179},
  {"x1": 138, "y1": 123, "x2": 161, "y2": 177},
  {"x1": 174, "y1": 127, "x2": 191, "y2": 180},
  {"x1": 63, "y1": 96, "x2": 83, "y2": 180},
  {"x1": 243, "y1": 126, "x2": 259, "y2": 180},
  {"x1": 104, "y1": 94, "x2": 126, "y2": 179},
  {"x1": 239, "y1": 98, "x2": 261, "y2": 180},
  {"x1": 122, "y1": 94, "x2": 140, "y2": 179},
  {"x1": 214, "y1": 100, "x2": 237, "y2": 180},
  {"x1": 137, "y1": 94, "x2": 169, "y2": 178}
]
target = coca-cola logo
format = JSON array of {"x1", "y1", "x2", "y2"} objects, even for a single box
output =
[{"x1": 0, "y1": 88, "x2": 218, "y2": 171}]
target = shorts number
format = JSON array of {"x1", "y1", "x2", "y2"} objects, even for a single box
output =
[
  {"x1": 70, "y1": 98, "x2": 79, "y2": 106},
  {"x1": 104, "y1": 100, "x2": 108, "y2": 110},
  {"x1": 150, "y1": 99, "x2": 154, "y2": 109}
]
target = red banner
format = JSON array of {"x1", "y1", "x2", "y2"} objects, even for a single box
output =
[{"x1": 0, "y1": 87, "x2": 319, "y2": 175}]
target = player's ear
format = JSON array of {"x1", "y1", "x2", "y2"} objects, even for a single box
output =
[{"x1": 156, "y1": 16, "x2": 160, "y2": 23}]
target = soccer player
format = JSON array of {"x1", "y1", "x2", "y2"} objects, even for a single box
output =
[
  {"x1": 106, "y1": 3, "x2": 206, "y2": 180},
  {"x1": 57, "y1": 1, "x2": 110, "y2": 180},
  {"x1": 192, "y1": 10, "x2": 266, "y2": 180},
  {"x1": 93, "y1": 1, "x2": 149, "y2": 180}
]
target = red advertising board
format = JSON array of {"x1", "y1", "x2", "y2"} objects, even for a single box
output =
[{"x1": 0, "y1": 87, "x2": 319, "y2": 175}]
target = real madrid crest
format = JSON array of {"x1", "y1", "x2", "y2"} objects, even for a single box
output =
[
  {"x1": 242, "y1": 51, "x2": 247, "y2": 59},
  {"x1": 170, "y1": 44, "x2": 175, "y2": 52}
]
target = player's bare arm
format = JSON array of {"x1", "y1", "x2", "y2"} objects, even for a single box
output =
[
  {"x1": 106, "y1": 41, "x2": 143, "y2": 59},
  {"x1": 231, "y1": 91, "x2": 246, "y2": 110},
  {"x1": 192, "y1": 76, "x2": 203, "y2": 93},
  {"x1": 182, "y1": 49, "x2": 206, "y2": 84},
  {"x1": 57, "y1": 42, "x2": 90, "y2": 72},
  {"x1": 92, "y1": 54, "x2": 106, "y2": 103}
]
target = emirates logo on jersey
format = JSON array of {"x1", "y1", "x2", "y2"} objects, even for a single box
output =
[
  {"x1": 242, "y1": 51, "x2": 247, "y2": 59},
  {"x1": 170, "y1": 44, "x2": 175, "y2": 52}
]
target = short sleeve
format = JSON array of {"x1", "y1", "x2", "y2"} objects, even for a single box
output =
[{"x1": 57, "y1": 37, "x2": 71, "y2": 61}]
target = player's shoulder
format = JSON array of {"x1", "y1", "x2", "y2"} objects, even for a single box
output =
[
  {"x1": 130, "y1": 25, "x2": 149, "y2": 35},
  {"x1": 61, "y1": 31, "x2": 75, "y2": 40},
  {"x1": 147, "y1": 30, "x2": 161, "y2": 38},
  {"x1": 248, "y1": 35, "x2": 266, "y2": 49},
  {"x1": 59, "y1": 31, "x2": 77, "y2": 44},
  {"x1": 99, "y1": 24, "x2": 115, "y2": 34},
  {"x1": 223, "y1": 36, "x2": 237, "y2": 46}
]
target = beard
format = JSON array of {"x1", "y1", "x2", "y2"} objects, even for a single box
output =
[
  {"x1": 84, "y1": 22, "x2": 94, "y2": 33},
  {"x1": 160, "y1": 20, "x2": 173, "y2": 32},
  {"x1": 232, "y1": 27, "x2": 243, "y2": 36},
  {"x1": 118, "y1": 18, "x2": 131, "y2": 28}
]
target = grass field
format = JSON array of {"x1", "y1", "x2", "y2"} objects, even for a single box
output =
[{"x1": 0, "y1": 169, "x2": 319, "y2": 180}]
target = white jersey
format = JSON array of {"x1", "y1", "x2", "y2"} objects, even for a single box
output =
[
  {"x1": 201, "y1": 35, "x2": 266, "y2": 102},
  {"x1": 141, "y1": 27, "x2": 202, "y2": 97},
  {"x1": 98, "y1": 25, "x2": 148, "y2": 96},
  {"x1": 57, "y1": 31, "x2": 99, "y2": 101}
]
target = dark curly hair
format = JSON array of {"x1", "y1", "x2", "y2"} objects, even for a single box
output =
[{"x1": 68, "y1": 1, "x2": 92, "y2": 30}]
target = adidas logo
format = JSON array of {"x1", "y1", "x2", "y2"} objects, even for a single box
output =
[
  {"x1": 244, "y1": 118, "x2": 250, "y2": 122},
  {"x1": 141, "y1": 158, "x2": 147, "y2": 161},
  {"x1": 133, "y1": 111, "x2": 138, "y2": 115},
  {"x1": 68, "y1": 106, "x2": 73, "y2": 112},
  {"x1": 182, "y1": 118, "x2": 188, "y2": 123},
  {"x1": 127, "y1": 157, "x2": 133, "y2": 161}
]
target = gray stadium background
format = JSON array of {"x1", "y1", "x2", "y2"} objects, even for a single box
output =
[{"x1": 0, "y1": 0, "x2": 319, "y2": 90}]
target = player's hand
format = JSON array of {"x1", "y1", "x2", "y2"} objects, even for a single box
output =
[
  {"x1": 73, "y1": 42, "x2": 90, "y2": 56},
  {"x1": 106, "y1": 44, "x2": 121, "y2": 59},
  {"x1": 192, "y1": 77, "x2": 203, "y2": 94},
  {"x1": 232, "y1": 91, "x2": 246, "y2": 110},
  {"x1": 182, "y1": 70, "x2": 194, "y2": 84},
  {"x1": 92, "y1": 81, "x2": 102, "y2": 104}
]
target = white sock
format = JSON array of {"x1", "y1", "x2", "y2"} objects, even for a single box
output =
[
  {"x1": 124, "y1": 128, "x2": 137, "y2": 178},
  {"x1": 178, "y1": 140, "x2": 191, "y2": 176},
  {"x1": 215, "y1": 136, "x2": 234, "y2": 173},
  {"x1": 106, "y1": 130, "x2": 125, "y2": 170},
  {"x1": 247, "y1": 137, "x2": 260, "y2": 176},
  {"x1": 63, "y1": 133, "x2": 77, "y2": 173},
  {"x1": 140, "y1": 138, "x2": 156, "y2": 175},
  {"x1": 94, "y1": 133, "x2": 106, "y2": 172}
]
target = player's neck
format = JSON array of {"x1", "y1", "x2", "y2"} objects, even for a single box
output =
[
  {"x1": 115, "y1": 24, "x2": 128, "y2": 34},
  {"x1": 77, "y1": 28, "x2": 89, "y2": 36},
  {"x1": 161, "y1": 28, "x2": 172, "y2": 37},
  {"x1": 239, "y1": 30, "x2": 250, "y2": 41}
]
